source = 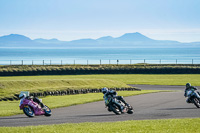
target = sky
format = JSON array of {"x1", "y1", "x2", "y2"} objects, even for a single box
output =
[{"x1": 0, "y1": 0, "x2": 200, "y2": 42}]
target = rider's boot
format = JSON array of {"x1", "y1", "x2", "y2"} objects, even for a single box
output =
[{"x1": 120, "y1": 106, "x2": 124, "y2": 113}]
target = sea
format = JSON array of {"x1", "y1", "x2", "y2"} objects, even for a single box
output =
[{"x1": 0, "y1": 47, "x2": 200, "y2": 65}]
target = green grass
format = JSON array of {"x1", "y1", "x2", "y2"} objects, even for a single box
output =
[
  {"x1": 1, "y1": 118, "x2": 200, "y2": 133},
  {"x1": 0, "y1": 79, "x2": 129, "y2": 98},
  {"x1": 0, "y1": 74, "x2": 199, "y2": 98},
  {"x1": 0, "y1": 90, "x2": 164, "y2": 117},
  {"x1": 1, "y1": 74, "x2": 199, "y2": 85}
]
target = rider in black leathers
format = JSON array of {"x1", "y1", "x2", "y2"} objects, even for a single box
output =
[
  {"x1": 102, "y1": 87, "x2": 129, "y2": 111},
  {"x1": 184, "y1": 83, "x2": 200, "y2": 103}
]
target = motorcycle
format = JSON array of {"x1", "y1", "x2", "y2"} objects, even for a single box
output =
[
  {"x1": 185, "y1": 90, "x2": 200, "y2": 108},
  {"x1": 19, "y1": 96, "x2": 52, "y2": 117},
  {"x1": 104, "y1": 95, "x2": 134, "y2": 115}
]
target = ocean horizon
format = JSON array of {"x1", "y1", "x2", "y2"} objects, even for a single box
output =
[{"x1": 0, "y1": 47, "x2": 200, "y2": 65}]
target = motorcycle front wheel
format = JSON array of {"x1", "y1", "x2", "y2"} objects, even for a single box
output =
[
  {"x1": 44, "y1": 105, "x2": 52, "y2": 116},
  {"x1": 23, "y1": 106, "x2": 35, "y2": 117},
  {"x1": 193, "y1": 98, "x2": 200, "y2": 108},
  {"x1": 127, "y1": 105, "x2": 134, "y2": 114}
]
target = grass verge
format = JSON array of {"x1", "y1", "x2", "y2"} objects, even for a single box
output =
[
  {"x1": 0, "y1": 79, "x2": 129, "y2": 98},
  {"x1": 1, "y1": 74, "x2": 199, "y2": 86},
  {"x1": 0, "y1": 90, "x2": 164, "y2": 117},
  {"x1": 0, "y1": 74, "x2": 199, "y2": 98},
  {"x1": 0, "y1": 118, "x2": 200, "y2": 133}
]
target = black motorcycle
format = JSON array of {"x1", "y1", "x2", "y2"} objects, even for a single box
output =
[{"x1": 104, "y1": 95, "x2": 134, "y2": 115}]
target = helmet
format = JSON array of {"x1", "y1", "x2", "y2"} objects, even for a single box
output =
[
  {"x1": 19, "y1": 93, "x2": 26, "y2": 99},
  {"x1": 102, "y1": 87, "x2": 108, "y2": 94},
  {"x1": 186, "y1": 83, "x2": 191, "y2": 88}
]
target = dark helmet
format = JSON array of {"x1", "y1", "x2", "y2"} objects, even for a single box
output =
[{"x1": 186, "y1": 83, "x2": 191, "y2": 88}]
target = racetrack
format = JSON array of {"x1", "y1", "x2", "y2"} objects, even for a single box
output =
[{"x1": 1, "y1": 85, "x2": 200, "y2": 127}]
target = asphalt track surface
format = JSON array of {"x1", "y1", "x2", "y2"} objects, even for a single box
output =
[{"x1": 1, "y1": 85, "x2": 200, "y2": 127}]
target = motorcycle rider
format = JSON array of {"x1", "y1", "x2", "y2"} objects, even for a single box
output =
[
  {"x1": 102, "y1": 87, "x2": 129, "y2": 112},
  {"x1": 184, "y1": 83, "x2": 200, "y2": 103},
  {"x1": 19, "y1": 93, "x2": 45, "y2": 108}
]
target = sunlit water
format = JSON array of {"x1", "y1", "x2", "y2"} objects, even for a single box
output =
[{"x1": 0, "y1": 47, "x2": 199, "y2": 65}]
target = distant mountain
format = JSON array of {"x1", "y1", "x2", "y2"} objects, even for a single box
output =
[
  {"x1": 115, "y1": 32, "x2": 153, "y2": 42},
  {"x1": 34, "y1": 38, "x2": 65, "y2": 44},
  {"x1": 0, "y1": 34, "x2": 32, "y2": 42},
  {"x1": 0, "y1": 32, "x2": 199, "y2": 48},
  {"x1": 0, "y1": 34, "x2": 34, "y2": 47},
  {"x1": 97, "y1": 36, "x2": 114, "y2": 41},
  {"x1": 95, "y1": 32, "x2": 181, "y2": 47},
  {"x1": 69, "y1": 38, "x2": 98, "y2": 45}
]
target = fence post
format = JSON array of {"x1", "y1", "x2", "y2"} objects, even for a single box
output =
[
  {"x1": 192, "y1": 59, "x2": 193, "y2": 64},
  {"x1": 87, "y1": 60, "x2": 88, "y2": 65},
  {"x1": 130, "y1": 59, "x2": 132, "y2": 65},
  {"x1": 176, "y1": 59, "x2": 177, "y2": 64},
  {"x1": 74, "y1": 60, "x2": 75, "y2": 65},
  {"x1": 10, "y1": 60, "x2": 12, "y2": 65},
  {"x1": 32, "y1": 60, "x2": 34, "y2": 65},
  {"x1": 50, "y1": 60, "x2": 51, "y2": 65},
  {"x1": 109, "y1": 60, "x2": 110, "y2": 65},
  {"x1": 43, "y1": 60, "x2": 44, "y2": 65},
  {"x1": 117, "y1": 60, "x2": 119, "y2": 65},
  {"x1": 100, "y1": 59, "x2": 101, "y2": 65},
  {"x1": 61, "y1": 60, "x2": 62, "y2": 65},
  {"x1": 144, "y1": 59, "x2": 145, "y2": 64},
  {"x1": 160, "y1": 59, "x2": 161, "y2": 64},
  {"x1": 22, "y1": 60, "x2": 23, "y2": 65}
]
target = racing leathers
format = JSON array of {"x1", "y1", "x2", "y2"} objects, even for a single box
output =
[
  {"x1": 103, "y1": 90, "x2": 128, "y2": 111},
  {"x1": 184, "y1": 86, "x2": 200, "y2": 103},
  {"x1": 19, "y1": 96, "x2": 44, "y2": 108}
]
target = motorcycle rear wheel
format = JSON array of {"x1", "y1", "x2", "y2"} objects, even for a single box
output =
[
  {"x1": 23, "y1": 106, "x2": 35, "y2": 117},
  {"x1": 109, "y1": 104, "x2": 121, "y2": 115}
]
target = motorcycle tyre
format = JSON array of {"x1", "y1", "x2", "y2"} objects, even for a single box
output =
[
  {"x1": 109, "y1": 104, "x2": 121, "y2": 115},
  {"x1": 23, "y1": 106, "x2": 35, "y2": 117},
  {"x1": 44, "y1": 105, "x2": 52, "y2": 116},
  {"x1": 127, "y1": 109, "x2": 134, "y2": 114},
  {"x1": 193, "y1": 98, "x2": 200, "y2": 108},
  {"x1": 127, "y1": 105, "x2": 134, "y2": 114}
]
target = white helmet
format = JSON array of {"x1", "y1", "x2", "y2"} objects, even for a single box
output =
[
  {"x1": 19, "y1": 93, "x2": 26, "y2": 99},
  {"x1": 102, "y1": 87, "x2": 108, "y2": 94}
]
